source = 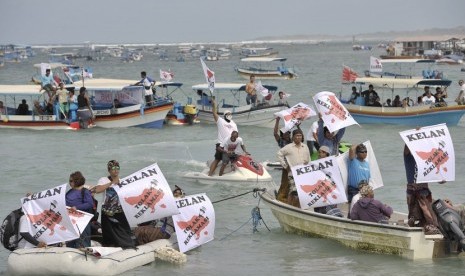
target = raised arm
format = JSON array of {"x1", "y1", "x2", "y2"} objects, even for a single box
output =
[
  {"x1": 212, "y1": 98, "x2": 219, "y2": 122},
  {"x1": 349, "y1": 144, "x2": 357, "y2": 160}
]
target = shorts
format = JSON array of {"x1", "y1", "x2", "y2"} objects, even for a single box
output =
[{"x1": 214, "y1": 143, "x2": 222, "y2": 160}]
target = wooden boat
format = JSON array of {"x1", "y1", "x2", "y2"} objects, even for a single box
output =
[
  {"x1": 192, "y1": 83, "x2": 288, "y2": 128},
  {"x1": 155, "y1": 82, "x2": 199, "y2": 126},
  {"x1": 0, "y1": 85, "x2": 78, "y2": 130},
  {"x1": 8, "y1": 239, "x2": 186, "y2": 276},
  {"x1": 260, "y1": 191, "x2": 452, "y2": 260},
  {"x1": 235, "y1": 57, "x2": 298, "y2": 80},
  {"x1": 82, "y1": 81, "x2": 174, "y2": 128}
]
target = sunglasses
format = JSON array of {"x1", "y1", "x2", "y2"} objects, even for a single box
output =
[{"x1": 111, "y1": 166, "x2": 120, "y2": 170}]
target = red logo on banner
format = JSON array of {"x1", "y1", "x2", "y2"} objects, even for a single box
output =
[
  {"x1": 324, "y1": 95, "x2": 347, "y2": 122},
  {"x1": 124, "y1": 187, "x2": 166, "y2": 213},
  {"x1": 177, "y1": 215, "x2": 210, "y2": 240},
  {"x1": 416, "y1": 147, "x2": 449, "y2": 174},
  {"x1": 300, "y1": 178, "x2": 337, "y2": 203},
  {"x1": 27, "y1": 209, "x2": 66, "y2": 235}
]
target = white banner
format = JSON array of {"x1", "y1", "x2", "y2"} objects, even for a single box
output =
[
  {"x1": 21, "y1": 184, "x2": 79, "y2": 245},
  {"x1": 67, "y1": 207, "x2": 93, "y2": 235},
  {"x1": 369, "y1": 56, "x2": 383, "y2": 73},
  {"x1": 274, "y1": 102, "x2": 317, "y2": 133},
  {"x1": 200, "y1": 59, "x2": 215, "y2": 94},
  {"x1": 160, "y1": 69, "x2": 174, "y2": 82},
  {"x1": 313, "y1": 91, "x2": 359, "y2": 133},
  {"x1": 292, "y1": 156, "x2": 348, "y2": 209},
  {"x1": 336, "y1": 140, "x2": 384, "y2": 191},
  {"x1": 114, "y1": 163, "x2": 180, "y2": 227},
  {"x1": 399, "y1": 124, "x2": 455, "y2": 183},
  {"x1": 255, "y1": 81, "x2": 269, "y2": 97},
  {"x1": 172, "y1": 193, "x2": 215, "y2": 253}
]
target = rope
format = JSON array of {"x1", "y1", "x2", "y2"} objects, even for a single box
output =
[{"x1": 212, "y1": 188, "x2": 265, "y2": 204}]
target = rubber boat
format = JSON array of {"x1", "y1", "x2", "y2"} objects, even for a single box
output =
[
  {"x1": 184, "y1": 155, "x2": 273, "y2": 185},
  {"x1": 8, "y1": 239, "x2": 186, "y2": 276}
]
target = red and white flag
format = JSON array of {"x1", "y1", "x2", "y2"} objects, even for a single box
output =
[
  {"x1": 342, "y1": 65, "x2": 358, "y2": 83},
  {"x1": 200, "y1": 58, "x2": 215, "y2": 94},
  {"x1": 160, "y1": 69, "x2": 174, "y2": 82}
]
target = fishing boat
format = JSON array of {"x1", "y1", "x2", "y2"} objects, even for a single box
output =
[
  {"x1": 240, "y1": 47, "x2": 279, "y2": 58},
  {"x1": 183, "y1": 155, "x2": 273, "y2": 185},
  {"x1": 154, "y1": 81, "x2": 199, "y2": 126},
  {"x1": 0, "y1": 85, "x2": 78, "y2": 130},
  {"x1": 235, "y1": 57, "x2": 298, "y2": 80},
  {"x1": 8, "y1": 239, "x2": 186, "y2": 276},
  {"x1": 192, "y1": 83, "x2": 288, "y2": 128},
  {"x1": 83, "y1": 80, "x2": 174, "y2": 128},
  {"x1": 260, "y1": 191, "x2": 452, "y2": 260}
]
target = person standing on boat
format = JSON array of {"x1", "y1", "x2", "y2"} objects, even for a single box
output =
[
  {"x1": 208, "y1": 98, "x2": 238, "y2": 176},
  {"x1": 455, "y1": 80, "x2": 465, "y2": 105},
  {"x1": 39, "y1": 68, "x2": 57, "y2": 99},
  {"x1": 277, "y1": 129, "x2": 310, "y2": 207},
  {"x1": 306, "y1": 120, "x2": 320, "y2": 158},
  {"x1": 65, "y1": 171, "x2": 94, "y2": 248},
  {"x1": 403, "y1": 144, "x2": 441, "y2": 235},
  {"x1": 55, "y1": 82, "x2": 69, "y2": 119},
  {"x1": 92, "y1": 160, "x2": 136, "y2": 249},
  {"x1": 361, "y1": 84, "x2": 378, "y2": 106},
  {"x1": 349, "y1": 185, "x2": 392, "y2": 223},
  {"x1": 218, "y1": 130, "x2": 249, "y2": 176},
  {"x1": 245, "y1": 74, "x2": 257, "y2": 106},
  {"x1": 134, "y1": 71, "x2": 155, "y2": 106},
  {"x1": 347, "y1": 144, "x2": 371, "y2": 202},
  {"x1": 317, "y1": 113, "x2": 346, "y2": 156},
  {"x1": 77, "y1": 87, "x2": 95, "y2": 128}
]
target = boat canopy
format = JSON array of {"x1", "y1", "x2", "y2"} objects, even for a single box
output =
[
  {"x1": 378, "y1": 59, "x2": 437, "y2": 64},
  {"x1": 354, "y1": 77, "x2": 452, "y2": 88},
  {"x1": 154, "y1": 81, "x2": 183, "y2": 88},
  {"x1": 240, "y1": 57, "x2": 287, "y2": 62},
  {"x1": 0, "y1": 85, "x2": 46, "y2": 96},
  {"x1": 192, "y1": 83, "x2": 278, "y2": 92}
]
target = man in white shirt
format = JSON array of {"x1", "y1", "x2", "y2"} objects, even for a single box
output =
[
  {"x1": 456, "y1": 80, "x2": 465, "y2": 105},
  {"x1": 306, "y1": 120, "x2": 319, "y2": 158},
  {"x1": 208, "y1": 98, "x2": 238, "y2": 176},
  {"x1": 422, "y1": 86, "x2": 436, "y2": 105},
  {"x1": 218, "y1": 131, "x2": 249, "y2": 176}
]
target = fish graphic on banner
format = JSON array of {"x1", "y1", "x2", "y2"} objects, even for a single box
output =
[
  {"x1": 274, "y1": 102, "x2": 316, "y2": 133},
  {"x1": 369, "y1": 56, "x2": 383, "y2": 73},
  {"x1": 172, "y1": 193, "x2": 215, "y2": 253},
  {"x1": 21, "y1": 184, "x2": 79, "y2": 245},
  {"x1": 200, "y1": 58, "x2": 215, "y2": 94},
  {"x1": 67, "y1": 207, "x2": 93, "y2": 235},
  {"x1": 292, "y1": 156, "x2": 348, "y2": 209},
  {"x1": 336, "y1": 140, "x2": 384, "y2": 191},
  {"x1": 399, "y1": 123, "x2": 455, "y2": 183},
  {"x1": 113, "y1": 163, "x2": 179, "y2": 227},
  {"x1": 313, "y1": 91, "x2": 359, "y2": 133}
]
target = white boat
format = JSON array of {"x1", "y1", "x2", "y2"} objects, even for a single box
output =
[
  {"x1": 83, "y1": 81, "x2": 174, "y2": 128},
  {"x1": 8, "y1": 239, "x2": 186, "y2": 276},
  {"x1": 0, "y1": 85, "x2": 78, "y2": 130},
  {"x1": 192, "y1": 83, "x2": 288, "y2": 128},
  {"x1": 184, "y1": 155, "x2": 273, "y2": 185},
  {"x1": 260, "y1": 191, "x2": 453, "y2": 260},
  {"x1": 235, "y1": 57, "x2": 298, "y2": 80},
  {"x1": 240, "y1": 47, "x2": 278, "y2": 58}
]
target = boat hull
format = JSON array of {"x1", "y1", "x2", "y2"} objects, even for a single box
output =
[
  {"x1": 0, "y1": 115, "x2": 77, "y2": 130},
  {"x1": 344, "y1": 104, "x2": 465, "y2": 126},
  {"x1": 7, "y1": 239, "x2": 176, "y2": 276},
  {"x1": 236, "y1": 68, "x2": 297, "y2": 80},
  {"x1": 94, "y1": 103, "x2": 173, "y2": 128},
  {"x1": 197, "y1": 105, "x2": 287, "y2": 128},
  {"x1": 260, "y1": 192, "x2": 447, "y2": 260}
]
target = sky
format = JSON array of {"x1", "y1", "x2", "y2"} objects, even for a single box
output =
[{"x1": 1, "y1": 0, "x2": 464, "y2": 45}]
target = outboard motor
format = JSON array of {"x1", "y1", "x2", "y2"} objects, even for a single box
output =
[{"x1": 432, "y1": 199, "x2": 465, "y2": 251}]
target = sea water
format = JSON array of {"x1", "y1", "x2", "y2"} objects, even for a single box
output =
[{"x1": 1, "y1": 42, "x2": 465, "y2": 275}]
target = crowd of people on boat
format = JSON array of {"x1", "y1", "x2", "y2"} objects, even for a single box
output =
[
  {"x1": 15, "y1": 159, "x2": 182, "y2": 250},
  {"x1": 272, "y1": 107, "x2": 453, "y2": 236},
  {"x1": 348, "y1": 83, "x2": 454, "y2": 108}
]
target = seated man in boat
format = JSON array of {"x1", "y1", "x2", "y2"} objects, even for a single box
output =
[
  {"x1": 361, "y1": 84, "x2": 378, "y2": 106},
  {"x1": 32, "y1": 100, "x2": 46, "y2": 115},
  {"x1": 16, "y1": 99, "x2": 29, "y2": 115},
  {"x1": 113, "y1": 98, "x2": 122, "y2": 108},
  {"x1": 422, "y1": 87, "x2": 436, "y2": 106},
  {"x1": 277, "y1": 91, "x2": 288, "y2": 106},
  {"x1": 40, "y1": 68, "x2": 58, "y2": 99},
  {"x1": 134, "y1": 185, "x2": 183, "y2": 245},
  {"x1": 348, "y1": 86, "x2": 359, "y2": 104},
  {"x1": 349, "y1": 185, "x2": 392, "y2": 224},
  {"x1": 0, "y1": 101, "x2": 5, "y2": 115},
  {"x1": 245, "y1": 74, "x2": 258, "y2": 106},
  {"x1": 434, "y1": 87, "x2": 447, "y2": 107},
  {"x1": 218, "y1": 130, "x2": 249, "y2": 176}
]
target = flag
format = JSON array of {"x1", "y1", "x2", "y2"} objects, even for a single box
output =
[
  {"x1": 113, "y1": 163, "x2": 180, "y2": 227},
  {"x1": 200, "y1": 58, "x2": 215, "y2": 94},
  {"x1": 342, "y1": 65, "x2": 358, "y2": 83},
  {"x1": 160, "y1": 69, "x2": 174, "y2": 82},
  {"x1": 292, "y1": 156, "x2": 348, "y2": 208},
  {"x1": 399, "y1": 123, "x2": 455, "y2": 183},
  {"x1": 313, "y1": 91, "x2": 359, "y2": 133},
  {"x1": 172, "y1": 193, "x2": 215, "y2": 253},
  {"x1": 255, "y1": 81, "x2": 269, "y2": 97},
  {"x1": 67, "y1": 207, "x2": 93, "y2": 235},
  {"x1": 369, "y1": 56, "x2": 382, "y2": 73},
  {"x1": 274, "y1": 102, "x2": 316, "y2": 133},
  {"x1": 21, "y1": 184, "x2": 79, "y2": 246}
]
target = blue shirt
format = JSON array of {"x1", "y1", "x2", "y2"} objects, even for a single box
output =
[
  {"x1": 65, "y1": 189, "x2": 94, "y2": 212},
  {"x1": 348, "y1": 158, "x2": 370, "y2": 188},
  {"x1": 41, "y1": 74, "x2": 54, "y2": 86}
]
